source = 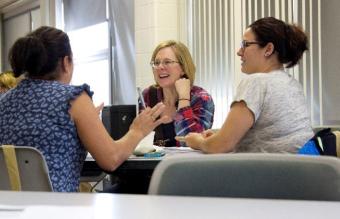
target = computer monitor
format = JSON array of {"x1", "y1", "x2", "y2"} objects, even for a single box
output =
[{"x1": 101, "y1": 105, "x2": 137, "y2": 140}]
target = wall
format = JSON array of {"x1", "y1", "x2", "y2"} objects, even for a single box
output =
[{"x1": 135, "y1": 0, "x2": 180, "y2": 89}]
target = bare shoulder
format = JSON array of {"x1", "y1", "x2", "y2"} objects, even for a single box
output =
[{"x1": 69, "y1": 91, "x2": 96, "y2": 120}]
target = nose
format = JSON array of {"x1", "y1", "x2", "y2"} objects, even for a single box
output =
[
  {"x1": 157, "y1": 62, "x2": 167, "y2": 70},
  {"x1": 237, "y1": 48, "x2": 243, "y2": 56}
]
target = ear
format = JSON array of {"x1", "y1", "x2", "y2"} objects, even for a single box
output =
[
  {"x1": 62, "y1": 56, "x2": 72, "y2": 74},
  {"x1": 264, "y1": 42, "x2": 275, "y2": 57}
]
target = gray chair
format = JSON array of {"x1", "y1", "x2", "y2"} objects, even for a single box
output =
[
  {"x1": 0, "y1": 145, "x2": 53, "y2": 191},
  {"x1": 148, "y1": 153, "x2": 340, "y2": 201}
]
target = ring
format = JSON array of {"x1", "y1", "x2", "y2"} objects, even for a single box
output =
[{"x1": 151, "y1": 115, "x2": 156, "y2": 121}]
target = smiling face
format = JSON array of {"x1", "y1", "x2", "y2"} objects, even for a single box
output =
[
  {"x1": 237, "y1": 28, "x2": 267, "y2": 74},
  {"x1": 152, "y1": 47, "x2": 184, "y2": 88}
]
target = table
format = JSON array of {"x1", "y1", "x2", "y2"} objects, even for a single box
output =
[
  {"x1": 1, "y1": 191, "x2": 339, "y2": 219},
  {"x1": 81, "y1": 147, "x2": 202, "y2": 193}
]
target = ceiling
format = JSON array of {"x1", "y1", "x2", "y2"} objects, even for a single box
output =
[{"x1": 0, "y1": 0, "x2": 20, "y2": 11}]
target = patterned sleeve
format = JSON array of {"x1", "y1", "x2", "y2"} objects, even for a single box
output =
[
  {"x1": 69, "y1": 83, "x2": 94, "y2": 101},
  {"x1": 65, "y1": 83, "x2": 94, "y2": 112},
  {"x1": 174, "y1": 86, "x2": 215, "y2": 136}
]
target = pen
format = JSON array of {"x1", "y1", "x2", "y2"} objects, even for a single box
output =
[{"x1": 137, "y1": 87, "x2": 146, "y2": 109}]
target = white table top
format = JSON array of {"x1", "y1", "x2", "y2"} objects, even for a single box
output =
[{"x1": 1, "y1": 191, "x2": 339, "y2": 219}]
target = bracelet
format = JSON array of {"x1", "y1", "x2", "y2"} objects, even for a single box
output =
[{"x1": 178, "y1": 98, "x2": 190, "y2": 101}]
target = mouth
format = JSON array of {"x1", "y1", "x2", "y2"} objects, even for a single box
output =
[{"x1": 158, "y1": 73, "x2": 170, "y2": 79}]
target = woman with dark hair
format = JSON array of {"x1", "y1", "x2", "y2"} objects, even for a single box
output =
[
  {"x1": 0, "y1": 26, "x2": 167, "y2": 192},
  {"x1": 182, "y1": 17, "x2": 313, "y2": 153}
]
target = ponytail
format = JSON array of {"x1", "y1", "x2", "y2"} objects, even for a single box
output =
[
  {"x1": 9, "y1": 36, "x2": 47, "y2": 77},
  {"x1": 8, "y1": 26, "x2": 72, "y2": 79}
]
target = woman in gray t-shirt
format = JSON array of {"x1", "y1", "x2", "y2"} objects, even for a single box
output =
[{"x1": 181, "y1": 17, "x2": 313, "y2": 153}]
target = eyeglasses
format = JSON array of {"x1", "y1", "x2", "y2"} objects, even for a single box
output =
[
  {"x1": 240, "y1": 40, "x2": 261, "y2": 49},
  {"x1": 150, "y1": 59, "x2": 179, "y2": 69}
]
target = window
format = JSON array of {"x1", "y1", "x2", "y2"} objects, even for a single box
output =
[
  {"x1": 62, "y1": 0, "x2": 135, "y2": 106},
  {"x1": 67, "y1": 22, "x2": 110, "y2": 106}
]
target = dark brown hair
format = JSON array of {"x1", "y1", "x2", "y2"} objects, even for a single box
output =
[
  {"x1": 249, "y1": 17, "x2": 308, "y2": 68},
  {"x1": 9, "y1": 26, "x2": 72, "y2": 79}
]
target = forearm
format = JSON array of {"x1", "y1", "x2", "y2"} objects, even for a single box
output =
[
  {"x1": 114, "y1": 129, "x2": 144, "y2": 162},
  {"x1": 200, "y1": 102, "x2": 254, "y2": 153},
  {"x1": 177, "y1": 99, "x2": 190, "y2": 109},
  {"x1": 199, "y1": 132, "x2": 237, "y2": 153}
]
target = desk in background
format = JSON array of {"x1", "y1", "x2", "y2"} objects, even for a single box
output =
[
  {"x1": 81, "y1": 147, "x2": 201, "y2": 193},
  {"x1": 1, "y1": 191, "x2": 339, "y2": 219}
]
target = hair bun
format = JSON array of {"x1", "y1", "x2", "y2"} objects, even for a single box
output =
[{"x1": 9, "y1": 36, "x2": 47, "y2": 77}]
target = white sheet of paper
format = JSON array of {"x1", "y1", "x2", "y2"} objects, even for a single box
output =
[
  {"x1": 20, "y1": 206, "x2": 94, "y2": 219},
  {"x1": 133, "y1": 131, "x2": 156, "y2": 155}
]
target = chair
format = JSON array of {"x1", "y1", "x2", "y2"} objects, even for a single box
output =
[
  {"x1": 148, "y1": 153, "x2": 340, "y2": 201},
  {"x1": 0, "y1": 145, "x2": 53, "y2": 191}
]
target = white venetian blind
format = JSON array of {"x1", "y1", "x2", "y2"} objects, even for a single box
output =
[{"x1": 186, "y1": 0, "x2": 339, "y2": 128}]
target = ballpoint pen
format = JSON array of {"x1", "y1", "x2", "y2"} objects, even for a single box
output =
[{"x1": 137, "y1": 87, "x2": 146, "y2": 109}]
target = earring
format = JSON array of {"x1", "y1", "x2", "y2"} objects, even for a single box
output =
[{"x1": 265, "y1": 53, "x2": 270, "y2": 57}]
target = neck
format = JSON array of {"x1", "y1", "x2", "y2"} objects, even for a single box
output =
[
  {"x1": 162, "y1": 87, "x2": 178, "y2": 105},
  {"x1": 261, "y1": 56, "x2": 283, "y2": 73}
]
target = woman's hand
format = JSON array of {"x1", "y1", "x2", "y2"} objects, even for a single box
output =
[
  {"x1": 175, "y1": 78, "x2": 191, "y2": 99},
  {"x1": 184, "y1": 132, "x2": 206, "y2": 150},
  {"x1": 202, "y1": 129, "x2": 215, "y2": 138},
  {"x1": 129, "y1": 102, "x2": 168, "y2": 138},
  {"x1": 95, "y1": 102, "x2": 104, "y2": 115}
]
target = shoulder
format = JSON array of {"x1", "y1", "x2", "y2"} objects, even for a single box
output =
[
  {"x1": 191, "y1": 85, "x2": 211, "y2": 97},
  {"x1": 190, "y1": 86, "x2": 213, "y2": 103},
  {"x1": 240, "y1": 72, "x2": 271, "y2": 84},
  {"x1": 52, "y1": 82, "x2": 93, "y2": 100},
  {"x1": 142, "y1": 85, "x2": 161, "y2": 95},
  {"x1": 238, "y1": 70, "x2": 286, "y2": 90}
]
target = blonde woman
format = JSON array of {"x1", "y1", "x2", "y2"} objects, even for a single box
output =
[
  {"x1": 141, "y1": 40, "x2": 215, "y2": 147},
  {"x1": 0, "y1": 71, "x2": 17, "y2": 95}
]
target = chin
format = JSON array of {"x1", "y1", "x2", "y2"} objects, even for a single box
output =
[
  {"x1": 241, "y1": 67, "x2": 248, "y2": 74},
  {"x1": 241, "y1": 66, "x2": 253, "y2": 74},
  {"x1": 157, "y1": 81, "x2": 174, "y2": 88}
]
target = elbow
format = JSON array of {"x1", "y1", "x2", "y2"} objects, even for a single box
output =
[{"x1": 97, "y1": 154, "x2": 126, "y2": 172}]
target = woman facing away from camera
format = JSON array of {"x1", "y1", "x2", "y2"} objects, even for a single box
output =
[
  {"x1": 182, "y1": 17, "x2": 313, "y2": 153},
  {"x1": 141, "y1": 40, "x2": 215, "y2": 147},
  {"x1": 0, "y1": 26, "x2": 168, "y2": 192}
]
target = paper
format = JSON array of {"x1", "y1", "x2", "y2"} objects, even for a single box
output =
[
  {"x1": 133, "y1": 132, "x2": 156, "y2": 156},
  {"x1": 20, "y1": 205, "x2": 94, "y2": 219},
  {"x1": 0, "y1": 205, "x2": 95, "y2": 219},
  {"x1": 0, "y1": 205, "x2": 25, "y2": 219}
]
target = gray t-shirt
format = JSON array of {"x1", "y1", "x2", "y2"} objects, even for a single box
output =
[{"x1": 233, "y1": 70, "x2": 313, "y2": 153}]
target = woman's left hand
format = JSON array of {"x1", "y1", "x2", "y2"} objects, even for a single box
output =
[
  {"x1": 95, "y1": 102, "x2": 105, "y2": 115},
  {"x1": 175, "y1": 78, "x2": 191, "y2": 99}
]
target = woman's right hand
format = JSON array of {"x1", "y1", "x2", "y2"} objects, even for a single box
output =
[
  {"x1": 202, "y1": 129, "x2": 215, "y2": 138},
  {"x1": 129, "y1": 102, "x2": 168, "y2": 138}
]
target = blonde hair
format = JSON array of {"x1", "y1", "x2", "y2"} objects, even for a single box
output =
[
  {"x1": 151, "y1": 40, "x2": 196, "y2": 86},
  {"x1": 0, "y1": 71, "x2": 17, "y2": 90}
]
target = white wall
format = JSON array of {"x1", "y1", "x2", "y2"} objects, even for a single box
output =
[{"x1": 135, "y1": 0, "x2": 179, "y2": 90}]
